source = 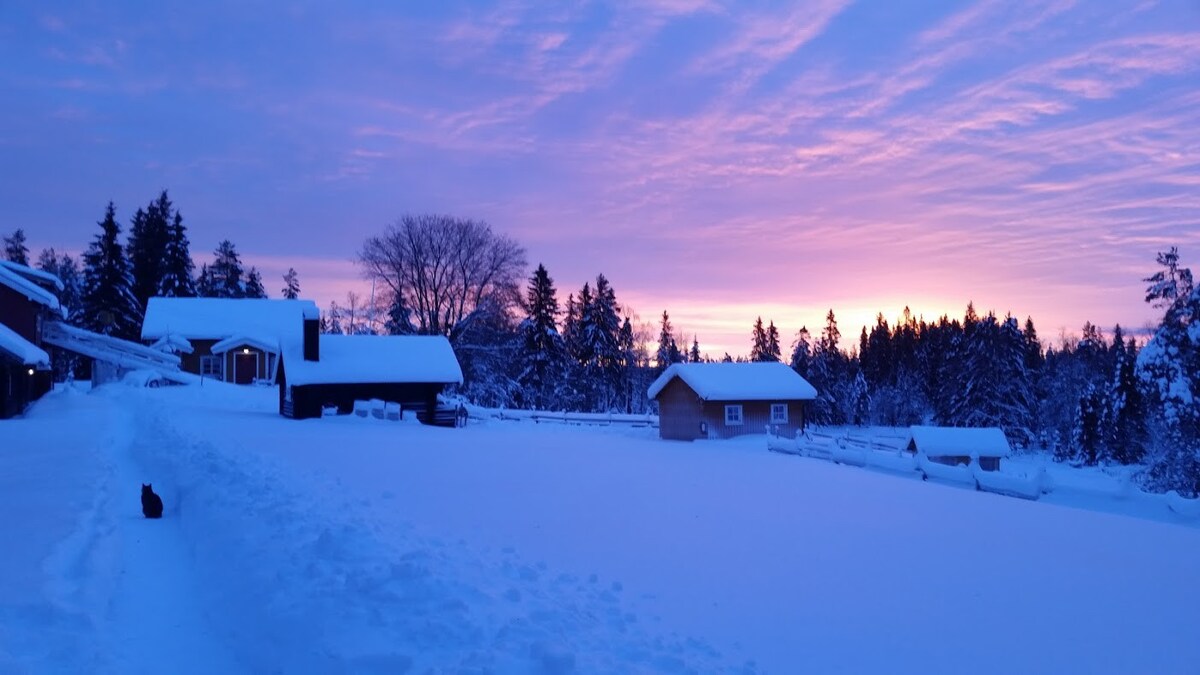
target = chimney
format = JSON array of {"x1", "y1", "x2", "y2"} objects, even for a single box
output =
[{"x1": 302, "y1": 305, "x2": 320, "y2": 361}]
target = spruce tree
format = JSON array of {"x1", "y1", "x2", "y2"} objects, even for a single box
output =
[
  {"x1": 767, "y1": 321, "x2": 781, "y2": 362},
  {"x1": 750, "y1": 317, "x2": 769, "y2": 361},
  {"x1": 384, "y1": 291, "x2": 415, "y2": 335},
  {"x1": 1137, "y1": 248, "x2": 1200, "y2": 495},
  {"x1": 205, "y1": 240, "x2": 245, "y2": 298},
  {"x1": 244, "y1": 267, "x2": 267, "y2": 298},
  {"x1": 128, "y1": 191, "x2": 174, "y2": 311},
  {"x1": 516, "y1": 264, "x2": 567, "y2": 409},
  {"x1": 281, "y1": 268, "x2": 301, "y2": 299},
  {"x1": 790, "y1": 326, "x2": 813, "y2": 377},
  {"x1": 81, "y1": 203, "x2": 140, "y2": 339},
  {"x1": 3, "y1": 228, "x2": 29, "y2": 264},
  {"x1": 689, "y1": 336, "x2": 701, "y2": 363},
  {"x1": 158, "y1": 211, "x2": 196, "y2": 297},
  {"x1": 1107, "y1": 332, "x2": 1147, "y2": 465},
  {"x1": 655, "y1": 310, "x2": 679, "y2": 375}
]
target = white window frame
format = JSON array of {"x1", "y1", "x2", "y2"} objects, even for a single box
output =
[
  {"x1": 770, "y1": 403, "x2": 788, "y2": 424},
  {"x1": 200, "y1": 355, "x2": 224, "y2": 380},
  {"x1": 724, "y1": 404, "x2": 743, "y2": 426}
]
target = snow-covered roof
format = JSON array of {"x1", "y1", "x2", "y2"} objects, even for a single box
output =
[
  {"x1": 0, "y1": 322, "x2": 50, "y2": 366},
  {"x1": 212, "y1": 334, "x2": 280, "y2": 355},
  {"x1": 282, "y1": 334, "x2": 463, "y2": 386},
  {"x1": 0, "y1": 263, "x2": 61, "y2": 313},
  {"x1": 0, "y1": 260, "x2": 64, "y2": 291},
  {"x1": 141, "y1": 298, "x2": 319, "y2": 342},
  {"x1": 647, "y1": 362, "x2": 818, "y2": 401},
  {"x1": 907, "y1": 426, "x2": 1011, "y2": 459},
  {"x1": 150, "y1": 334, "x2": 194, "y2": 355}
]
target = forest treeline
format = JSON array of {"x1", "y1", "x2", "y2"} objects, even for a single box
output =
[{"x1": 6, "y1": 204, "x2": 1197, "y2": 496}]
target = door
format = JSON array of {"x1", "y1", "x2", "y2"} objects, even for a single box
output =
[{"x1": 234, "y1": 352, "x2": 259, "y2": 384}]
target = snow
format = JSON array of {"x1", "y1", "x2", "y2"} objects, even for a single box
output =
[
  {"x1": 210, "y1": 334, "x2": 278, "y2": 355},
  {"x1": 647, "y1": 361, "x2": 818, "y2": 401},
  {"x1": 0, "y1": 259, "x2": 65, "y2": 291},
  {"x1": 0, "y1": 322, "x2": 50, "y2": 366},
  {"x1": 282, "y1": 334, "x2": 463, "y2": 386},
  {"x1": 140, "y1": 297, "x2": 318, "y2": 342},
  {"x1": 0, "y1": 263, "x2": 61, "y2": 313},
  {"x1": 908, "y1": 425, "x2": 1012, "y2": 458},
  {"x1": 150, "y1": 333, "x2": 194, "y2": 354},
  {"x1": 3, "y1": 385, "x2": 1200, "y2": 672}
]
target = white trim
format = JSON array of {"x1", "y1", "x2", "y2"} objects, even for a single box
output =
[
  {"x1": 232, "y1": 350, "x2": 260, "y2": 384},
  {"x1": 770, "y1": 403, "x2": 788, "y2": 424},
  {"x1": 724, "y1": 404, "x2": 743, "y2": 426},
  {"x1": 199, "y1": 355, "x2": 224, "y2": 379}
]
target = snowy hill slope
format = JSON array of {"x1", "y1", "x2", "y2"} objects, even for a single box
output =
[{"x1": 3, "y1": 384, "x2": 1200, "y2": 673}]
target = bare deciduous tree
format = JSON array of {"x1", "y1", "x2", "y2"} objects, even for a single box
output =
[{"x1": 358, "y1": 214, "x2": 527, "y2": 342}]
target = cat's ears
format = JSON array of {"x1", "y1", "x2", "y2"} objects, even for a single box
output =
[{"x1": 142, "y1": 483, "x2": 151, "y2": 488}]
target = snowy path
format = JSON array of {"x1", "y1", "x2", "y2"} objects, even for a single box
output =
[{"x1": 104, "y1": 402, "x2": 239, "y2": 674}]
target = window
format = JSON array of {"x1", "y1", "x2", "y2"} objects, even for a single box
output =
[
  {"x1": 724, "y1": 404, "x2": 743, "y2": 426},
  {"x1": 770, "y1": 403, "x2": 788, "y2": 424},
  {"x1": 200, "y1": 355, "x2": 224, "y2": 379}
]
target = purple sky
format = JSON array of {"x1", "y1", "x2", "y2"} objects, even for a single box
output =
[{"x1": 3, "y1": 1, "x2": 1199, "y2": 357}]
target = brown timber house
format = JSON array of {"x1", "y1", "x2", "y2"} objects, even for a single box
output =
[
  {"x1": 277, "y1": 314, "x2": 463, "y2": 423},
  {"x1": 648, "y1": 362, "x2": 818, "y2": 441}
]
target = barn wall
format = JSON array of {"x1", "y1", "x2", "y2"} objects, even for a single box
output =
[
  {"x1": 699, "y1": 400, "x2": 805, "y2": 440},
  {"x1": 656, "y1": 378, "x2": 703, "y2": 440},
  {"x1": 177, "y1": 339, "x2": 218, "y2": 377},
  {"x1": 281, "y1": 380, "x2": 445, "y2": 421},
  {"x1": 0, "y1": 284, "x2": 38, "y2": 342}
]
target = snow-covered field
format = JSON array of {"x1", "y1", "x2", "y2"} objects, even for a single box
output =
[{"x1": 3, "y1": 383, "x2": 1200, "y2": 673}]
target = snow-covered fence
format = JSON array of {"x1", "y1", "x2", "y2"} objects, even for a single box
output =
[
  {"x1": 863, "y1": 450, "x2": 918, "y2": 475},
  {"x1": 973, "y1": 466, "x2": 1044, "y2": 500},
  {"x1": 468, "y1": 407, "x2": 658, "y2": 429},
  {"x1": 916, "y1": 455, "x2": 975, "y2": 486}
]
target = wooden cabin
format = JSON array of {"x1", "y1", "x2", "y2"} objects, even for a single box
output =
[
  {"x1": 648, "y1": 362, "x2": 818, "y2": 441},
  {"x1": 277, "y1": 315, "x2": 463, "y2": 423},
  {"x1": 906, "y1": 426, "x2": 1011, "y2": 471},
  {"x1": 0, "y1": 261, "x2": 62, "y2": 417},
  {"x1": 140, "y1": 297, "x2": 319, "y2": 384}
]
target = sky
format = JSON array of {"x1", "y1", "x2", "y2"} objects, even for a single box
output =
[{"x1": 2, "y1": 1, "x2": 1199, "y2": 358}]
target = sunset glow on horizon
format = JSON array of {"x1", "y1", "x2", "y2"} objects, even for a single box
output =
[{"x1": 4, "y1": 1, "x2": 1198, "y2": 358}]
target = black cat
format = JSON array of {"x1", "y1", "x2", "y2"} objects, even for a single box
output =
[{"x1": 141, "y1": 483, "x2": 163, "y2": 519}]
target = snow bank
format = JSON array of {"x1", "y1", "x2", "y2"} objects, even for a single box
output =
[{"x1": 1167, "y1": 491, "x2": 1200, "y2": 520}]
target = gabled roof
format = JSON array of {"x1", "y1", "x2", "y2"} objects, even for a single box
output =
[
  {"x1": 141, "y1": 298, "x2": 319, "y2": 342},
  {"x1": 281, "y1": 334, "x2": 463, "y2": 387},
  {"x1": 0, "y1": 263, "x2": 61, "y2": 313},
  {"x1": 647, "y1": 362, "x2": 818, "y2": 401},
  {"x1": 907, "y1": 426, "x2": 1011, "y2": 459},
  {"x1": 212, "y1": 334, "x2": 279, "y2": 355},
  {"x1": 0, "y1": 322, "x2": 50, "y2": 366},
  {"x1": 0, "y1": 260, "x2": 64, "y2": 291}
]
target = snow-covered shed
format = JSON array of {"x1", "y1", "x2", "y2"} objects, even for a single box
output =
[
  {"x1": 906, "y1": 426, "x2": 1011, "y2": 472},
  {"x1": 141, "y1": 298, "x2": 318, "y2": 384},
  {"x1": 648, "y1": 362, "x2": 818, "y2": 440},
  {"x1": 0, "y1": 262, "x2": 60, "y2": 417},
  {"x1": 276, "y1": 316, "x2": 463, "y2": 423}
]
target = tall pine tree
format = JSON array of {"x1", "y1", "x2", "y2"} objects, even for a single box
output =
[
  {"x1": 81, "y1": 203, "x2": 141, "y2": 339},
  {"x1": 3, "y1": 228, "x2": 29, "y2": 264},
  {"x1": 281, "y1": 268, "x2": 301, "y2": 299},
  {"x1": 158, "y1": 211, "x2": 196, "y2": 297}
]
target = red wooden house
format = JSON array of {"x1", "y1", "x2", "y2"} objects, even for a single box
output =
[{"x1": 0, "y1": 261, "x2": 63, "y2": 417}]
